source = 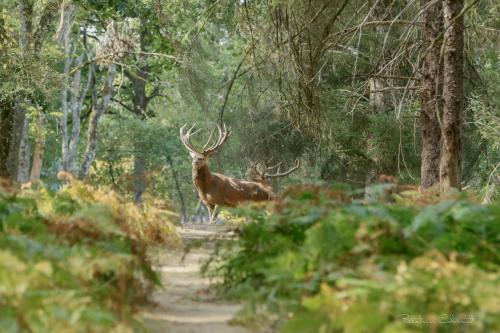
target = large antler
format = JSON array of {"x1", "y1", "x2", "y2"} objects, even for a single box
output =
[
  {"x1": 250, "y1": 159, "x2": 301, "y2": 181},
  {"x1": 180, "y1": 124, "x2": 202, "y2": 155},
  {"x1": 180, "y1": 123, "x2": 232, "y2": 156}
]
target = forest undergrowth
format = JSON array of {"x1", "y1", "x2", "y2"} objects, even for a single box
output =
[
  {"x1": 0, "y1": 179, "x2": 179, "y2": 333},
  {"x1": 203, "y1": 184, "x2": 500, "y2": 333}
]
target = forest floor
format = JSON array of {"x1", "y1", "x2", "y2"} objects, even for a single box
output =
[{"x1": 140, "y1": 224, "x2": 253, "y2": 333}]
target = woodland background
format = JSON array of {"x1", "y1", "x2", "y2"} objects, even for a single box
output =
[
  {"x1": 0, "y1": 0, "x2": 498, "y2": 214},
  {"x1": 0, "y1": 0, "x2": 499, "y2": 332}
]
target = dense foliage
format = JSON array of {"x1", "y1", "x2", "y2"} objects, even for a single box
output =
[
  {"x1": 0, "y1": 182, "x2": 177, "y2": 332},
  {"x1": 204, "y1": 187, "x2": 500, "y2": 332},
  {"x1": 0, "y1": 0, "x2": 499, "y2": 331},
  {"x1": 1, "y1": 0, "x2": 498, "y2": 217}
]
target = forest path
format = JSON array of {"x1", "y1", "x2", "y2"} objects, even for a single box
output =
[{"x1": 140, "y1": 224, "x2": 252, "y2": 333}]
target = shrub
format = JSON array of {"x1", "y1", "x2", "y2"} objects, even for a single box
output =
[
  {"x1": 205, "y1": 186, "x2": 500, "y2": 332},
  {"x1": 0, "y1": 182, "x2": 178, "y2": 332}
]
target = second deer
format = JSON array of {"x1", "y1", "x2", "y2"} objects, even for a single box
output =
[{"x1": 180, "y1": 123, "x2": 300, "y2": 224}]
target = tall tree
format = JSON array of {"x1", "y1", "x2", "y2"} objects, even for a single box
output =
[
  {"x1": 419, "y1": 0, "x2": 443, "y2": 189},
  {"x1": 80, "y1": 63, "x2": 116, "y2": 178},
  {"x1": 440, "y1": 0, "x2": 464, "y2": 190}
]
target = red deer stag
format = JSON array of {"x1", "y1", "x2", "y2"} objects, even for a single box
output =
[{"x1": 180, "y1": 124, "x2": 300, "y2": 223}]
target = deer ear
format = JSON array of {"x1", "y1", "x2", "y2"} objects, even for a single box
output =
[{"x1": 189, "y1": 151, "x2": 198, "y2": 158}]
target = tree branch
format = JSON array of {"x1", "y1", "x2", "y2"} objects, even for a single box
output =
[{"x1": 218, "y1": 47, "x2": 252, "y2": 125}]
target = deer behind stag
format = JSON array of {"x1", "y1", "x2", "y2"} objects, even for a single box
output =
[{"x1": 180, "y1": 123, "x2": 300, "y2": 223}]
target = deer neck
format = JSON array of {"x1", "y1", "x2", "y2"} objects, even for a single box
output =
[{"x1": 192, "y1": 164, "x2": 212, "y2": 192}]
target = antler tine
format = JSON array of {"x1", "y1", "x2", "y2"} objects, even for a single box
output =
[
  {"x1": 217, "y1": 124, "x2": 231, "y2": 148},
  {"x1": 180, "y1": 123, "x2": 201, "y2": 154},
  {"x1": 265, "y1": 162, "x2": 282, "y2": 173},
  {"x1": 202, "y1": 124, "x2": 219, "y2": 153},
  {"x1": 202, "y1": 126, "x2": 217, "y2": 151},
  {"x1": 203, "y1": 123, "x2": 232, "y2": 156},
  {"x1": 214, "y1": 124, "x2": 224, "y2": 150},
  {"x1": 265, "y1": 159, "x2": 301, "y2": 179}
]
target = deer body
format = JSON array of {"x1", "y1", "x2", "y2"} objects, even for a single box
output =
[
  {"x1": 181, "y1": 124, "x2": 298, "y2": 223},
  {"x1": 193, "y1": 165, "x2": 274, "y2": 208}
]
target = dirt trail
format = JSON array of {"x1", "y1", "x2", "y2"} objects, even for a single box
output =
[{"x1": 140, "y1": 224, "x2": 252, "y2": 333}]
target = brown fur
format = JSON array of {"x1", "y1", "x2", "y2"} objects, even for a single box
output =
[
  {"x1": 181, "y1": 124, "x2": 278, "y2": 223},
  {"x1": 190, "y1": 159, "x2": 275, "y2": 223}
]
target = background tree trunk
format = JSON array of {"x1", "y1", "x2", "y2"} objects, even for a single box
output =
[
  {"x1": 167, "y1": 155, "x2": 187, "y2": 223},
  {"x1": 440, "y1": 0, "x2": 464, "y2": 191},
  {"x1": 29, "y1": 114, "x2": 46, "y2": 182},
  {"x1": 17, "y1": 116, "x2": 31, "y2": 183},
  {"x1": 132, "y1": 141, "x2": 147, "y2": 204},
  {"x1": 131, "y1": 64, "x2": 148, "y2": 203},
  {"x1": 80, "y1": 63, "x2": 116, "y2": 178},
  {"x1": 130, "y1": 25, "x2": 153, "y2": 203},
  {"x1": 60, "y1": 34, "x2": 72, "y2": 171},
  {"x1": 5, "y1": 101, "x2": 26, "y2": 181},
  {"x1": 67, "y1": 53, "x2": 91, "y2": 173},
  {"x1": 419, "y1": 0, "x2": 443, "y2": 189},
  {"x1": 0, "y1": 101, "x2": 15, "y2": 177}
]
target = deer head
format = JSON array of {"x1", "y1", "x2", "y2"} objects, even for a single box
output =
[
  {"x1": 249, "y1": 159, "x2": 301, "y2": 184},
  {"x1": 180, "y1": 123, "x2": 232, "y2": 169}
]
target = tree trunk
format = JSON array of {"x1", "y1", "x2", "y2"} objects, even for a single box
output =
[
  {"x1": 130, "y1": 25, "x2": 152, "y2": 203},
  {"x1": 132, "y1": 141, "x2": 147, "y2": 204},
  {"x1": 131, "y1": 65, "x2": 148, "y2": 202},
  {"x1": 29, "y1": 114, "x2": 46, "y2": 182},
  {"x1": 61, "y1": 34, "x2": 72, "y2": 171},
  {"x1": 17, "y1": 116, "x2": 31, "y2": 183},
  {"x1": 5, "y1": 101, "x2": 26, "y2": 181},
  {"x1": 57, "y1": 1, "x2": 78, "y2": 173},
  {"x1": 167, "y1": 155, "x2": 187, "y2": 223},
  {"x1": 0, "y1": 101, "x2": 15, "y2": 177},
  {"x1": 419, "y1": 0, "x2": 443, "y2": 189},
  {"x1": 18, "y1": 0, "x2": 33, "y2": 57},
  {"x1": 440, "y1": 0, "x2": 464, "y2": 191},
  {"x1": 67, "y1": 53, "x2": 89, "y2": 173},
  {"x1": 80, "y1": 63, "x2": 116, "y2": 178}
]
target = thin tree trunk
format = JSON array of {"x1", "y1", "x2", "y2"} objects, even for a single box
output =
[
  {"x1": 419, "y1": 0, "x2": 443, "y2": 189},
  {"x1": 61, "y1": 35, "x2": 72, "y2": 171},
  {"x1": 131, "y1": 65, "x2": 148, "y2": 202},
  {"x1": 132, "y1": 141, "x2": 147, "y2": 204},
  {"x1": 17, "y1": 116, "x2": 31, "y2": 183},
  {"x1": 166, "y1": 155, "x2": 187, "y2": 223},
  {"x1": 57, "y1": 0, "x2": 77, "y2": 173},
  {"x1": 29, "y1": 114, "x2": 46, "y2": 182},
  {"x1": 80, "y1": 63, "x2": 116, "y2": 178},
  {"x1": 440, "y1": 0, "x2": 464, "y2": 191},
  {"x1": 67, "y1": 53, "x2": 87, "y2": 172}
]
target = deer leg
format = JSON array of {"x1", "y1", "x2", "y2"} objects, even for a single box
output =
[
  {"x1": 211, "y1": 205, "x2": 220, "y2": 224},
  {"x1": 207, "y1": 204, "x2": 216, "y2": 224}
]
